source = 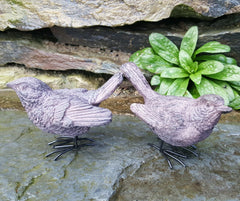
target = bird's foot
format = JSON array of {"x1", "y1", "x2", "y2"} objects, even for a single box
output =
[
  {"x1": 46, "y1": 136, "x2": 95, "y2": 161},
  {"x1": 180, "y1": 145, "x2": 198, "y2": 157},
  {"x1": 48, "y1": 136, "x2": 94, "y2": 147},
  {"x1": 148, "y1": 141, "x2": 198, "y2": 169}
]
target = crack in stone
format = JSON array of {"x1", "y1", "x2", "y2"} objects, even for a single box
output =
[
  {"x1": 0, "y1": 127, "x2": 31, "y2": 148},
  {"x1": 14, "y1": 165, "x2": 46, "y2": 200},
  {"x1": 13, "y1": 127, "x2": 31, "y2": 142},
  {"x1": 108, "y1": 156, "x2": 156, "y2": 201},
  {"x1": 16, "y1": 174, "x2": 43, "y2": 200},
  {"x1": 108, "y1": 161, "x2": 146, "y2": 201},
  {"x1": 59, "y1": 152, "x2": 78, "y2": 179}
]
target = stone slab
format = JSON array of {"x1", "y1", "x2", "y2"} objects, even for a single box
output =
[
  {"x1": 0, "y1": 111, "x2": 239, "y2": 201},
  {"x1": 1, "y1": 14, "x2": 240, "y2": 74},
  {"x1": 51, "y1": 14, "x2": 240, "y2": 63},
  {"x1": 0, "y1": 30, "x2": 129, "y2": 74}
]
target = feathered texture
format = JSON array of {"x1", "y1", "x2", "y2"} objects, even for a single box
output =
[
  {"x1": 121, "y1": 62, "x2": 232, "y2": 147},
  {"x1": 7, "y1": 73, "x2": 123, "y2": 137}
]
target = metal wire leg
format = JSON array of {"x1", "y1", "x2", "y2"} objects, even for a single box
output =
[
  {"x1": 148, "y1": 140, "x2": 198, "y2": 169},
  {"x1": 46, "y1": 136, "x2": 95, "y2": 161}
]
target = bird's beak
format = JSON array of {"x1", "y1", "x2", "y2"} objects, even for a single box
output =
[
  {"x1": 6, "y1": 81, "x2": 16, "y2": 90},
  {"x1": 218, "y1": 105, "x2": 232, "y2": 113},
  {"x1": 6, "y1": 82, "x2": 13, "y2": 89}
]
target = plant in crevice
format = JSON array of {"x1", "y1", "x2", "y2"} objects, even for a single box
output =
[{"x1": 129, "y1": 26, "x2": 240, "y2": 109}]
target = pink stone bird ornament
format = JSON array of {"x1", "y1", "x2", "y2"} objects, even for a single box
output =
[
  {"x1": 7, "y1": 73, "x2": 123, "y2": 160},
  {"x1": 121, "y1": 62, "x2": 232, "y2": 168}
]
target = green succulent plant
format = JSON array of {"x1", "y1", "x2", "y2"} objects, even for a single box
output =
[{"x1": 129, "y1": 26, "x2": 240, "y2": 110}]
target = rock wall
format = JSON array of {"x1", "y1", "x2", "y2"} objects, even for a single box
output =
[
  {"x1": 0, "y1": 30, "x2": 128, "y2": 74},
  {"x1": 0, "y1": 14, "x2": 239, "y2": 77}
]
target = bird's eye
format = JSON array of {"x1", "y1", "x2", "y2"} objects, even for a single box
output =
[
  {"x1": 17, "y1": 84, "x2": 27, "y2": 92},
  {"x1": 18, "y1": 84, "x2": 40, "y2": 98},
  {"x1": 21, "y1": 85, "x2": 29, "y2": 91}
]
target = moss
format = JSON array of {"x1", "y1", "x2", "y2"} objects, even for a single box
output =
[
  {"x1": 8, "y1": 19, "x2": 22, "y2": 25},
  {"x1": 6, "y1": 0, "x2": 25, "y2": 7},
  {"x1": 17, "y1": 177, "x2": 35, "y2": 200},
  {"x1": 170, "y1": 4, "x2": 212, "y2": 20},
  {"x1": 4, "y1": 0, "x2": 26, "y2": 27}
]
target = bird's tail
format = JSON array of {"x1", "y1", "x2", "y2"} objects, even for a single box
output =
[
  {"x1": 89, "y1": 72, "x2": 123, "y2": 105},
  {"x1": 120, "y1": 62, "x2": 154, "y2": 100}
]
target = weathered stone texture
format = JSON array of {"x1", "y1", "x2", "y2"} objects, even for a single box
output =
[
  {"x1": 0, "y1": 66, "x2": 105, "y2": 90},
  {"x1": 51, "y1": 13, "x2": 240, "y2": 54},
  {"x1": 1, "y1": 12, "x2": 240, "y2": 75},
  {"x1": 0, "y1": 31, "x2": 129, "y2": 74},
  {"x1": 0, "y1": 0, "x2": 240, "y2": 31},
  {"x1": 0, "y1": 111, "x2": 239, "y2": 201}
]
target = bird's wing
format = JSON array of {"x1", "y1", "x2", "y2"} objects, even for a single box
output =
[
  {"x1": 130, "y1": 103, "x2": 163, "y2": 128},
  {"x1": 131, "y1": 102, "x2": 185, "y2": 130},
  {"x1": 62, "y1": 100, "x2": 112, "y2": 127}
]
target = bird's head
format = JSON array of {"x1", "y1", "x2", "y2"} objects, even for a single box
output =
[
  {"x1": 7, "y1": 77, "x2": 52, "y2": 108},
  {"x1": 198, "y1": 94, "x2": 232, "y2": 114},
  {"x1": 193, "y1": 94, "x2": 232, "y2": 131}
]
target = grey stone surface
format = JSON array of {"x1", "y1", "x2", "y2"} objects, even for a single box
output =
[
  {"x1": 0, "y1": 111, "x2": 154, "y2": 201},
  {"x1": 0, "y1": 110, "x2": 239, "y2": 201},
  {"x1": 1, "y1": 0, "x2": 240, "y2": 31},
  {"x1": 112, "y1": 123, "x2": 240, "y2": 201}
]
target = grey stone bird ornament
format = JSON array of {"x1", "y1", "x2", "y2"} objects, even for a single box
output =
[
  {"x1": 7, "y1": 72, "x2": 123, "y2": 160},
  {"x1": 121, "y1": 62, "x2": 232, "y2": 168}
]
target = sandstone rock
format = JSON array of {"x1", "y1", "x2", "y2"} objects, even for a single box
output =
[
  {"x1": 0, "y1": 67, "x2": 36, "y2": 89},
  {"x1": 0, "y1": 66, "x2": 105, "y2": 90},
  {"x1": 1, "y1": 0, "x2": 240, "y2": 31},
  {"x1": 65, "y1": 73, "x2": 105, "y2": 91}
]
